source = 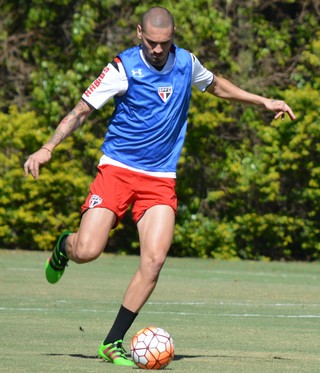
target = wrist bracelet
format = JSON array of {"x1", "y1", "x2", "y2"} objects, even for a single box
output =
[{"x1": 41, "y1": 146, "x2": 52, "y2": 153}]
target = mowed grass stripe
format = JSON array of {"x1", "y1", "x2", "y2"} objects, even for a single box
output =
[
  {"x1": 1, "y1": 250, "x2": 320, "y2": 373},
  {"x1": 1, "y1": 307, "x2": 320, "y2": 320}
]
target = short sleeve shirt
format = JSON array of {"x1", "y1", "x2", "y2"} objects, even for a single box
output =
[{"x1": 82, "y1": 50, "x2": 214, "y2": 109}]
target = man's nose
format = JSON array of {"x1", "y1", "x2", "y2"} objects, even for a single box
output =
[{"x1": 153, "y1": 44, "x2": 163, "y2": 54}]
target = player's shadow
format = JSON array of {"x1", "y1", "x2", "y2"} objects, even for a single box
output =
[
  {"x1": 44, "y1": 353, "x2": 98, "y2": 359},
  {"x1": 174, "y1": 354, "x2": 292, "y2": 361},
  {"x1": 44, "y1": 352, "x2": 291, "y2": 362},
  {"x1": 173, "y1": 354, "x2": 204, "y2": 361},
  {"x1": 44, "y1": 353, "x2": 222, "y2": 361}
]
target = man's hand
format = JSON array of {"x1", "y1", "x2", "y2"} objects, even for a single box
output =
[
  {"x1": 265, "y1": 99, "x2": 296, "y2": 121},
  {"x1": 207, "y1": 77, "x2": 297, "y2": 122},
  {"x1": 24, "y1": 147, "x2": 52, "y2": 180}
]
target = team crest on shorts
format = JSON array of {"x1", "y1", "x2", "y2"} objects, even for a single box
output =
[
  {"x1": 89, "y1": 194, "x2": 102, "y2": 208},
  {"x1": 158, "y1": 86, "x2": 173, "y2": 102}
]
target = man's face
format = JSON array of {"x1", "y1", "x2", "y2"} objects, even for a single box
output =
[{"x1": 137, "y1": 23, "x2": 174, "y2": 67}]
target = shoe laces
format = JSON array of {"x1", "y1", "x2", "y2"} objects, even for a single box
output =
[
  {"x1": 58, "y1": 252, "x2": 68, "y2": 266},
  {"x1": 114, "y1": 341, "x2": 127, "y2": 357},
  {"x1": 51, "y1": 251, "x2": 68, "y2": 271},
  {"x1": 105, "y1": 340, "x2": 128, "y2": 359}
]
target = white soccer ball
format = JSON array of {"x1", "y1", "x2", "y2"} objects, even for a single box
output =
[{"x1": 130, "y1": 326, "x2": 174, "y2": 369}]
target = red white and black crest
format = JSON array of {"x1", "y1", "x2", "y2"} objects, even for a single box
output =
[
  {"x1": 158, "y1": 86, "x2": 173, "y2": 103},
  {"x1": 89, "y1": 194, "x2": 102, "y2": 208}
]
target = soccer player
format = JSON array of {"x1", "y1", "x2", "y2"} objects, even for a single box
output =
[{"x1": 24, "y1": 6, "x2": 296, "y2": 367}]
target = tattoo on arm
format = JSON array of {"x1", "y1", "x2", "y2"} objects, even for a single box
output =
[
  {"x1": 69, "y1": 109, "x2": 82, "y2": 129},
  {"x1": 46, "y1": 100, "x2": 92, "y2": 147},
  {"x1": 47, "y1": 129, "x2": 65, "y2": 146}
]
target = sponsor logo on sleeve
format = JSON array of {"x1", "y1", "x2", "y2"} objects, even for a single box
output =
[{"x1": 84, "y1": 67, "x2": 110, "y2": 97}]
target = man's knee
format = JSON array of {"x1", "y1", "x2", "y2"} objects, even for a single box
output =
[
  {"x1": 142, "y1": 251, "x2": 167, "y2": 280},
  {"x1": 67, "y1": 233, "x2": 103, "y2": 263}
]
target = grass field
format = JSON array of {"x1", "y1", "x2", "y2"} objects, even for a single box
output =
[{"x1": 1, "y1": 250, "x2": 320, "y2": 373}]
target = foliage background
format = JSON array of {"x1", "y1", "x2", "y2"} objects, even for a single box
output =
[{"x1": 1, "y1": 0, "x2": 319, "y2": 260}]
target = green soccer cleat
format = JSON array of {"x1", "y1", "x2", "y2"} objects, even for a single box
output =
[
  {"x1": 45, "y1": 231, "x2": 71, "y2": 284},
  {"x1": 98, "y1": 339, "x2": 136, "y2": 367}
]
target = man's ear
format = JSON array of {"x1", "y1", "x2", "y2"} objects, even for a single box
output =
[{"x1": 137, "y1": 24, "x2": 142, "y2": 39}]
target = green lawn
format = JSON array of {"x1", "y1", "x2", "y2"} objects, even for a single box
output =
[{"x1": 1, "y1": 250, "x2": 320, "y2": 372}]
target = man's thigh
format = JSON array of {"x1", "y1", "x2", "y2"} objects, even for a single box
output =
[{"x1": 70, "y1": 207, "x2": 117, "y2": 261}]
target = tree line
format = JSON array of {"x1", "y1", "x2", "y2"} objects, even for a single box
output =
[{"x1": 1, "y1": 0, "x2": 320, "y2": 260}]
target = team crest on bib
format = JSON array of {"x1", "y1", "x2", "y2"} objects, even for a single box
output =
[{"x1": 158, "y1": 86, "x2": 173, "y2": 103}]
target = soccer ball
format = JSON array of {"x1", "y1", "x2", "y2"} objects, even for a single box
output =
[{"x1": 130, "y1": 326, "x2": 174, "y2": 369}]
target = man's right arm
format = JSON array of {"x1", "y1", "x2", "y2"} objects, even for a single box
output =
[
  {"x1": 24, "y1": 59, "x2": 128, "y2": 180},
  {"x1": 46, "y1": 98, "x2": 94, "y2": 149},
  {"x1": 24, "y1": 99, "x2": 94, "y2": 179}
]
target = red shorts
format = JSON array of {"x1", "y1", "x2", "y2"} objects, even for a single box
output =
[{"x1": 81, "y1": 164, "x2": 177, "y2": 226}]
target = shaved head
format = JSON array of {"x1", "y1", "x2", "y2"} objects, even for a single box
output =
[
  {"x1": 140, "y1": 7, "x2": 175, "y2": 31},
  {"x1": 137, "y1": 7, "x2": 175, "y2": 68}
]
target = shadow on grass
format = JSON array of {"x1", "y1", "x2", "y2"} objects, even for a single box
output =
[
  {"x1": 174, "y1": 354, "x2": 292, "y2": 361},
  {"x1": 174, "y1": 354, "x2": 204, "y2": 361},
  {"x1": 44, "y1": 353, "x2": 203, "y2": 361},
  {"x1": 44, "y1": 353, "x2": 292, "y2": 362},
  {"x1": 44, "y1": 353, "x2": 98, "y2": 359}
]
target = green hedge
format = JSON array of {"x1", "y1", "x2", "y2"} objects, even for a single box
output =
[
  {"x1": 1, "y1": 1, "x2": 320, "y2": 259},
  {"x1": 172, "y1": 85, "x2": 320, "y2": 260}
]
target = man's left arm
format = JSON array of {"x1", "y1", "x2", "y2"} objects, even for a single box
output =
[{"x1": 207, "y1": 76, "x2": 296, "y2": 121}]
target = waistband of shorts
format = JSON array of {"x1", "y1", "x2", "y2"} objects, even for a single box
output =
[{"x1": 98, "y1": 155, "x2": 177, "y2": 179}]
